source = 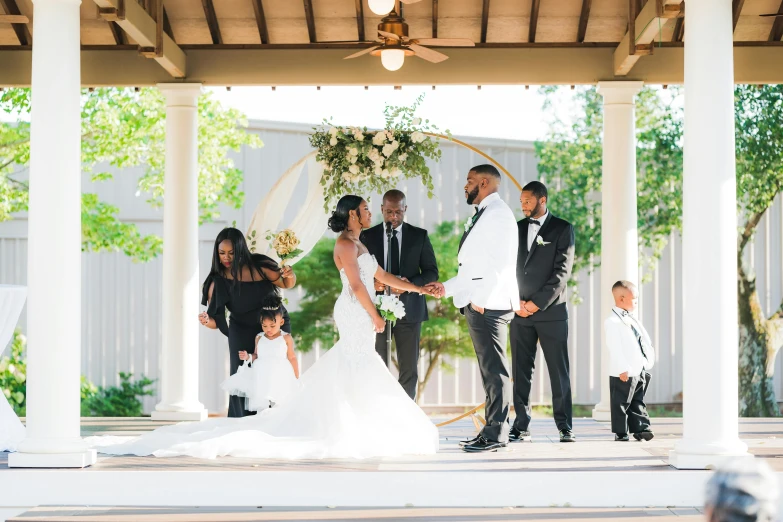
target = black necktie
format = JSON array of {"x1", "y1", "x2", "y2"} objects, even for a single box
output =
[
  {"x1": 390, "y1": 229, "x2": 400, "y2": 275},
  {"x1": 529, "y1": 219, "x2": 540, "y2": 226},
  {"x1": 621, "y1": 311, "x2": 648, "y2": 361}
]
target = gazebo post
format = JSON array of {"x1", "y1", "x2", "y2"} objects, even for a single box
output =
[
  {"x1": 150, "y1": 84, "x2": 209, "y2": 422},
  {"x1": 8, "y1": 0, "x2": 96, "y2": 468},
  {"x1": 592, "y1": 81, "x2": 643, "y2": 422},
  {"x1": 668, "y1": 0, "x2": 750, "y2": 469}
]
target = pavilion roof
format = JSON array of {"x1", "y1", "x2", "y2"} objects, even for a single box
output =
[{"x1": 2, "y1": 0, "x2": 783, "y2": 86}]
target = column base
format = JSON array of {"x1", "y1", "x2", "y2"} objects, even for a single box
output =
[
  {"x1": 592, "y1": 404, "x2": 611, "y2": 422},
  {"x1": 151, "y1": 409, "x2": 208, "y2": 422},
  {"x1": 668, "y1": 438, "x2": 751, "y2": 470},
  {"x1": 8, "y1": 449, "x2": 96, "y2": 468}
]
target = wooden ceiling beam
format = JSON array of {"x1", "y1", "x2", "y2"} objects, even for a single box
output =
[
  {"x1": 108, "y1": 21, "x2": 126, "y2": 45},
  {"x1": 162, "y1": 5, "x2": 173, "y2": 40},
  {"x1": 0, "y1": 0, "x2": 30, "y2": 45},
  {"x1": 480, "y1": 0, "x2": 490, "y2": 44},
  {"x1": 528, "y1": 0, "x2": 541, "y2": 43},
  {"x1": 303, "y1": 0, "x2": 316, "y2": 43},
  {"x1": 672, "y1": 17, "x2": 684, "y2": 42},
  {"x1": 614, "y1": 0, "x2": 683, "y2": 76},
  {"x1": 201, "y1": 0, "x2": 222, "y2": 45},
  {"x1": 768, "y1": 0, "x2": 783, "y2": 42},
  {"x1": 250, "y1": 0, "x2": 269, "y2": 44},
  {"x1": 94, "y1": 0, "x2": 186, "y2": 77},
  {"x1": 577, "y1": 0, "x2": 592, "y2": 43},
  {"x1": 732, "y1": 0, "x2": 745, "y2": 32},
  {"x1": 432, "y1": 0, "x2": 438, "y2": 38},
  {"x1": 354, "y1": 0, "x2": 365, "y2": 41}
]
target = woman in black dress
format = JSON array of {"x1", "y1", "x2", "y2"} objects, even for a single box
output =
[{"x1": 198, "y1": 227, "x2": 297, "y2": 417}]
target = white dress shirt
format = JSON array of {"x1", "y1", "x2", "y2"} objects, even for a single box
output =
[
  {"x1": 443, "y1": 193, "x2": 520, "y2": 311},
  {"x1": 605, "y1": 306, "x2": 655, "y2": 377},
  {"x1": 527, "y1": 210, "x2": 550, "y2": 250},
  {"x1": 381, "y1": 223, "x2": 403, "y2": 272}
]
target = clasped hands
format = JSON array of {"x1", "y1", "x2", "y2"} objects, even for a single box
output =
[
  {"x1": 374, "y1": 277, "x2": 438, "y2": 297},
  {"x1": 516, "y1": 300, "x2": 540, "y2": 318}
]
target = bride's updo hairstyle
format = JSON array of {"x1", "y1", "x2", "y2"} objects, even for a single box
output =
[{"x1": 328, "y1": 195, "x2": 364, "y2": 233}]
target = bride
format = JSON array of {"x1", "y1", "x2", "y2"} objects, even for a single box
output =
[{"x1": 89, "y1": 195, "x2": 440, "y2": 459}]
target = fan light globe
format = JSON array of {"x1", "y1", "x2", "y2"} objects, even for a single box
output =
[
  {"x1": 368, "y1": 0, "x2": 395, "y2": 15},
  {"x1": 381, "y1": 49, "x2": 405, "y2": 71}
]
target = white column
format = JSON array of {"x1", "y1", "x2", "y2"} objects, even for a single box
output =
[
  {"x1": 151, "y1": 84, "x2": 208, "y2": 422},
  {"x1": 8, "y1": 0, "x2": 96, "y2": 468},
  {"x1": 592, "y1": 81, "x2": 643, "y2": 422},
  {"x1": 668, "y1": 0, "x2": 749, "y2": 469}
]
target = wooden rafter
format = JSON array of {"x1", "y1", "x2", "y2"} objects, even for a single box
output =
[
  {"x1": 250, "y1": 0, "x2": 270, "y2": 44},
  {"x1": 577, "y1": 0, "x2": 592, "y2": 43},
  {"x1": 614, "y1": 0, "x2": 683, "y2": 76},
  {"x1": 354, "y1": 0, "x2": 365, "y2": 41},
  {"x1": 432, "y1": 0, "x2": 438, "y2": 38},
  {"x1": 109, "y1": 21, "x2": 126, "y2": 45},
  {"x1": 303, "y1": 0, "x2": 316, "y2": 43},
  {"x1": 672, "y1": 17, "x2": 684, "y2": 42},
  {"x1": 528, "y1": 0, "x2": 541, "y2": 43},
  {"x1": 0, "y1": 0, "x2": 30, "y2": 45},
  {"x1": 94, "y1": 0, "x2": 186, "y2": 77},
  {"x1": 201, "y1": 0, "x2": 222, "y2": 45},
  {"x1": 162, "y1": 5, "x2": 173, "y2": 39},
  {"x1": 769, "y1": 0, "x2": 783, "y2": 42},
  {"x1": 732, "y1": 0, "x2": 745, "y2": 32},
  {"x1": 480, "y1": 0, "x2": 490, "y2": 44}
]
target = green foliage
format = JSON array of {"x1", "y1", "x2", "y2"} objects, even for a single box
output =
[
  {"x1": 310, "y1": 94, "x2": 447, "y2": 211},
  {"x1": 80, "y1": 372, "x2": 156, "y2": 417},
  {"x1": 0, "y1": 330, "x2": 27, "y2": 416},
  {"x1": 534, "y1": 86, "x2": 683, "y2": 299},
  {"x1": 0, "y1": 88, "x2": 261, "y2": 262}
]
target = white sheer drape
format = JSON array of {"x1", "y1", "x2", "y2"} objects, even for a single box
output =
[
  {"x1": 0, "y1": 285, "x2": 27, "y2": 452},
  {"x1": 246, "y1": 151, "x2": 329, "y2": 265}
]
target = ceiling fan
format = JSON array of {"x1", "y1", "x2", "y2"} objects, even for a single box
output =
[{"x1": 343, "y1": 10, "x2": 475, "y2": 71}]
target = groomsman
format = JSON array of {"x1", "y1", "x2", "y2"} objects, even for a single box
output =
[
  {"x1": 426, "y1": 165, "x2": 520, "y2": 452},
  {"x1": 360, "y1": 190, "x2": 439, "y2": 400},
  {"x1": 510, "y1": 181, "x2": 576, "y2": 443}
]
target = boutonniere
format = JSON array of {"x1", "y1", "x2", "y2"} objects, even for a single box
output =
[
  {"x1": 464, "y1": 218, "x2": 475, "y2": 233},
  {"x1": 535, "y1": 236, "x2": 551, "y2": 247}
]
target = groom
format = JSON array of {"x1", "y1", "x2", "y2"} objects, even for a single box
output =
[
  {"x1": 361, "y1": 190, "x2": 439, "y2": 400},
  {"x1": 426, "y1": 165, "x2": 520, "y2": 452}
]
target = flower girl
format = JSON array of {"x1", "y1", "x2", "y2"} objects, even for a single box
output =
[{"x1": 221, "y1": 295, "x2": 300, "y2": 412}]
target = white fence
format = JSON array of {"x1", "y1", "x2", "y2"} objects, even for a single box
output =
[{"x1": 2, "y1": 120, "x2": 782, "y2": 413}]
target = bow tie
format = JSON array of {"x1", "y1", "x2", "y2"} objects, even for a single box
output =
[{"x1": 529, "y1": 219, "x2": 540, "y2": 226}]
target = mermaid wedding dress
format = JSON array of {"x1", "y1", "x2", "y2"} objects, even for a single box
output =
[{"x1": 88, "y1": 254, "x2": 439, "y2": 459}]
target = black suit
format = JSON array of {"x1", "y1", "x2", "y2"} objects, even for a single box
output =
[
  {"x1": 511, "y1": 213, "x2": 575, "y2": 432},
  {"x1": 360, "y1": 222, "x2": 439, "y2": 399}
]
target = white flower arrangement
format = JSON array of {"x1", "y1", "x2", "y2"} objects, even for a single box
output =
[
  {"x1": 309, "y1": 95, "x2": 449, "y2": 211},
  {"x1": 375, "y1": 294, "x2": 406, "y2": 323},
  {"x1": 535, "y1": 236, "x2": 551, "y2": 246}
]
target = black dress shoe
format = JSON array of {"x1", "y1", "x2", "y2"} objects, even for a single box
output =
[
  {"x1": 559, "y1": 429, "x2": 576, "y2": 443},
  {"x1": 509, "y1": 427, "x2": 532, "y2": 442},
  {"x1": 458, "y1": 435, "x2": 481, "y2": 447},
  {"x1": 615, "y1": 434, "x2": 630, "y2": 442},
  {"x1": 633, "y1": 430, "x2": 654, "y2": 441},
  {"x1": 462, "y1": 435, "x2": 506, "y2": 453}
]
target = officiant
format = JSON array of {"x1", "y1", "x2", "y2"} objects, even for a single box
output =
[{"x1": 361, "y1": 190, "x2": 439, "y2": 400}]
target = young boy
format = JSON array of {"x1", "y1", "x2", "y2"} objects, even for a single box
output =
[{"x1": 605, "y1": 280, "x2": 655, "y2": 441}]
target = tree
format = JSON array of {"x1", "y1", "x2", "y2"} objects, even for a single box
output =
[
  {"x1": 537, "y1": 85, "x2": 783, "y2": 416},
  {"x1": 289, "y1": 222, "x2": 474, "y2": 402},
  {"x1": 0, "y1": 88, "x2": 262, "y2": 262}
]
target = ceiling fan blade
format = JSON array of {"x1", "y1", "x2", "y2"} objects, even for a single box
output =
[
  {"x1": 378, "y1": 30, "x2": 402, "y2": 41},
  {"x1": 344, "y1": 46, "x2": 380, "y2": 60},
  {"x1": 410, "y1": 38, "x2": 476, "y2": 47},
  {"x1": 409, "y1": 43, "x2": 449, "y2": 63},
  {"x1": 400, "y1": 0, "x2": 423, "y2": 3},
  {"x1": 759, "y1": 13, "x2": 783, "y2": 16}
]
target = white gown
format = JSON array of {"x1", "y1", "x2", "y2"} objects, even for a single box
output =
[{"x1": 88, "y1": 254, "x2": 439, "y2": 459}]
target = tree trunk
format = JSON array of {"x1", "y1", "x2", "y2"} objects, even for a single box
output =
[{"x1": 738, "y1": 213, "x2": 781, "y2": 417}]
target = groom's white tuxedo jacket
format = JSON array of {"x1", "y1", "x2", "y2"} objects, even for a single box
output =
[{"x1": 443, "y1": 193, "x2": 520, "y2": 311}]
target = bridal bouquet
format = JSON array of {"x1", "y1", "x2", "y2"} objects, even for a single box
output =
[
  {"x1": 375, "y1": 294, "x2": 406, "y2": 323},
  {"x1": 265, "y1": 229, "x2": 303, "y2": 266},
  {"x1": 309, "y1": 94, "x2": 449, "y2": 211}
]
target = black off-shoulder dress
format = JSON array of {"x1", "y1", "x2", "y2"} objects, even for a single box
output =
[{"x1": 204, "y1": 267, "x2": 291, "y2": 418}]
